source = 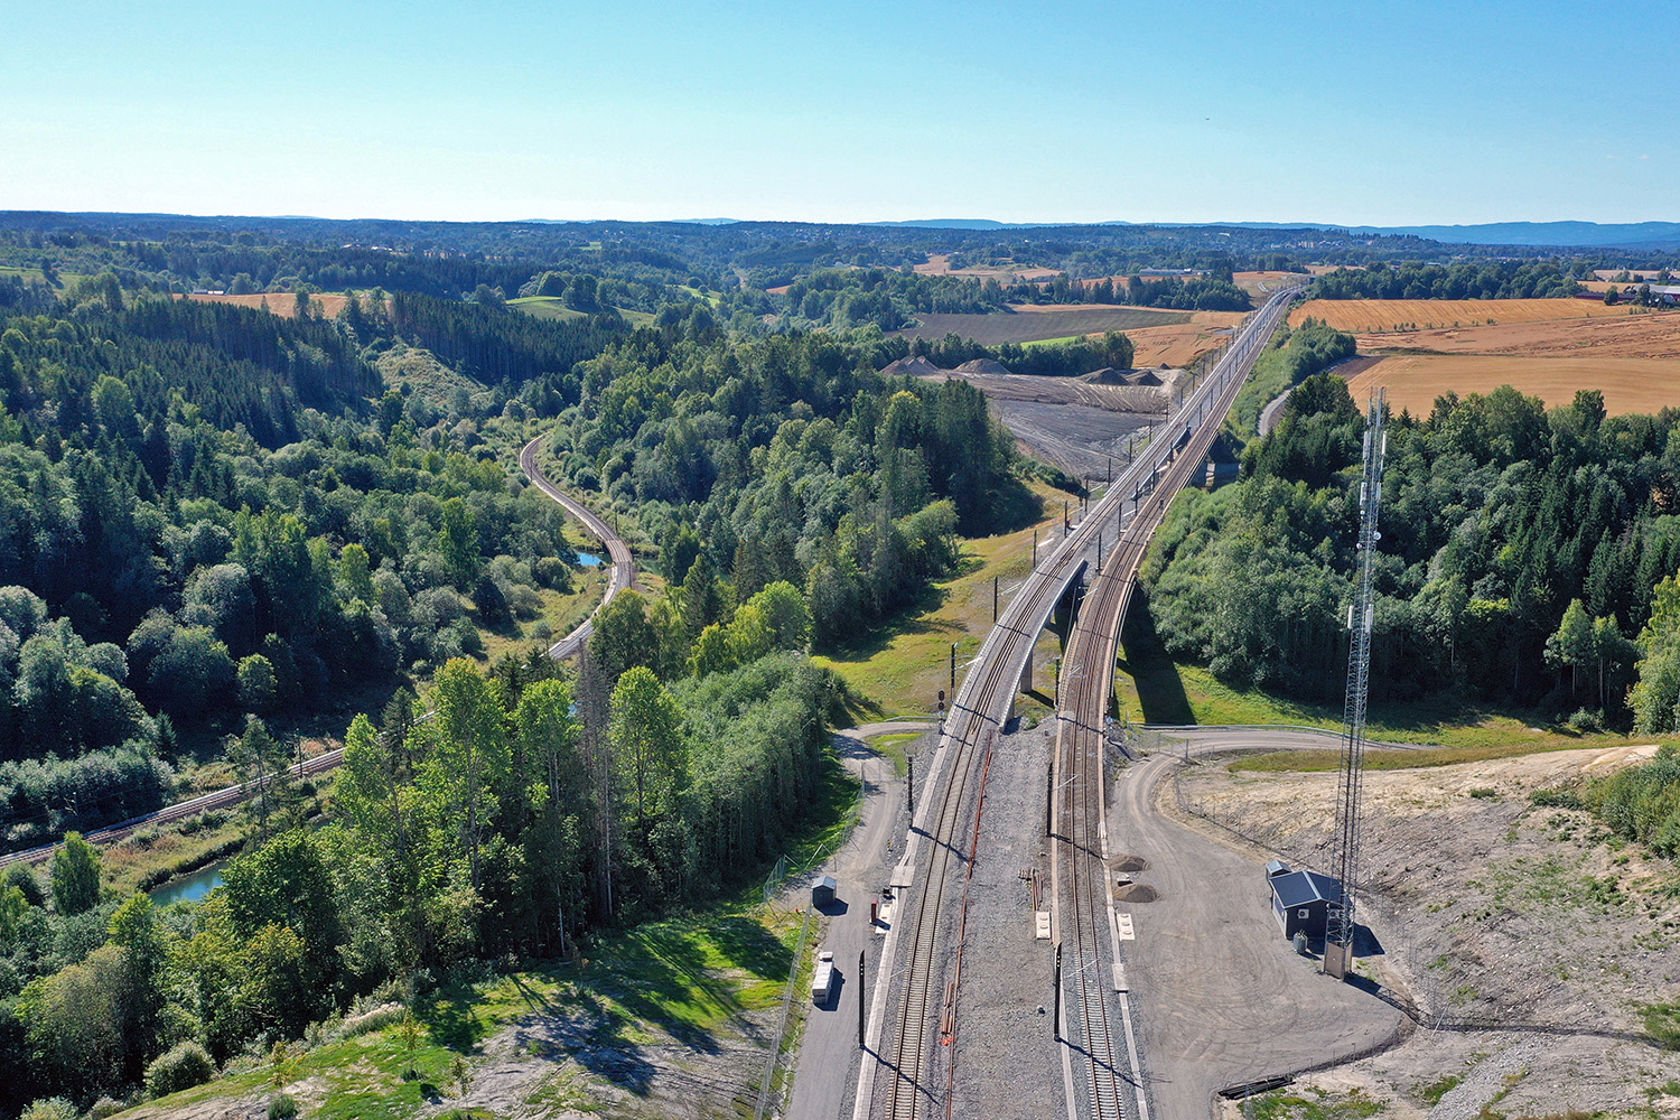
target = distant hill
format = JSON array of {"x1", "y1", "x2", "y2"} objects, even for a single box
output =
[
  {"x1": 1211, "y1": 220, "x2": 1680, "y2": 252},
  {"x1": 866, "y1": 217, "x2": 1680, "y2": 251}
]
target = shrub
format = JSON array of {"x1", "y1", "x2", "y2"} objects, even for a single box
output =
[
  {"x1": 89, "y1": 1098, "x2": 126, "y2": 1120},
  {"x1": 1566, "y1": 707, "x2": 1604, "y2": 733},
  {"x1": 1530, "y1": 787, "x2": 1584, "y2": 810},
  {"x1": 145, "y1": 1040, "x2": 216, "y2": 1097},
  {"x1": 1468, "y1": 787, "x2": 1497, "y2": 799},
  {"x1": 21, "y1": 1099, "x2": 79, "y2": 1120},
  {"x1": 1646, "y1": 1002, "x2": 1680, "y2": 1049},
  {"x1": 267, "y1": 1094, "x2": 299, "y2": 1120}
]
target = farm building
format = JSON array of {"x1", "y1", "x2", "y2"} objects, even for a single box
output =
[{"x1": 1265, "y1": 862, "x2": 1342, "y2": 940}]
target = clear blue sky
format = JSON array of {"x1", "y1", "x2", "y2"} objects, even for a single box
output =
[{"x1": 3, "y1": 1, "x2": 1671, "y2": 226}]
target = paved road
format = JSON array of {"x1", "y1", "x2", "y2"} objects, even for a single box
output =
[
  {"x1": 2, "y1": 434, "x2": 634, "y2": 870},
  {"x1": 1110, "y1": 727, "x2": 1406, "y2": 1120},
  {"x1": 518, "y1": 434, "x2": 636, "y2": 659},
  {"x1": 787, "y1": 723, "x2": 929, "y2": 1120}
]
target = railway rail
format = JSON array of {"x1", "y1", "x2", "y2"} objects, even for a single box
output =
[
  {"x1": 0, "y1": 435, "x2": 632, "y2": 870},
  {"x1": 1050, "y1": 286, "x2": 1302, "y2": 1120},
  {"x1": 859, "y1": 287, "x2": 1300, "y2": 1120}
]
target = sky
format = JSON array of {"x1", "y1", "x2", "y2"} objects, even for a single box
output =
[{"x1": 2, "y1": 1, "x2": 1672, "y2": 227}]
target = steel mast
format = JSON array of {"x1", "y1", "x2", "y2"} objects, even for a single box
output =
[{"x1": 1323, "y1": 389, "x2": 1387, "y2": 980}]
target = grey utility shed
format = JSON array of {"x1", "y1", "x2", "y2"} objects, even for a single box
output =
[
  {"x1": 1267, "y1": 866, "x2": 1342, "y2": 940},
  {"x1": 812, "y1": 875, "x2": 837, "y2": 908}
]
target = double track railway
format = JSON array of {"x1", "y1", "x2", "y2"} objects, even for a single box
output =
[
  {"x1": 860, "y1": 287, "x2": 1301, "y2": 1120},
  {"x1": 1051, "y1": 286, "x2": 1301, "y2": 1120}
]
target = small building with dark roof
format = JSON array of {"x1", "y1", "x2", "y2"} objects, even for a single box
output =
[{"x1": 1265, "y1": 863, "x2": 1342, "y2": 940}]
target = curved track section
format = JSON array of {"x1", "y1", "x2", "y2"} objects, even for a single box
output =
[
  {"x1": 519, "y1": 434, "x2": 637, "y2": 659},
  {"x1": 858, "y1": 288, "x2": 1300, "y2": 1120}
]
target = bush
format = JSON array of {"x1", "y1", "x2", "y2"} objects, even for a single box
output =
[
  {"x1": 1566, "y1": 707, "x2": 1604, "y2": 733},
  {"x1": 268, "y1": 1094, "x2": 299, "y2": 1120},
  {"x1": 89, "y1": 1098, "x2": 126, "y2": 1120},
  {"x1": 1530, "y1": 787, "x2": 1585, "y2": 810},
  {"x1": 145, "y1": 1040, "x2": 216, "y2": 1097},
  {"x1": 21, "y1": 1099, "x2": 79, "y2": 1120}
]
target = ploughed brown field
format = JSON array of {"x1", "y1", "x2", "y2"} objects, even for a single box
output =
[{"x1": 1290, "y1": 297, "x2": 1637, "y2": 332}]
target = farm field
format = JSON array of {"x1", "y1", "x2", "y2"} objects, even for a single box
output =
[
  {"x1": 1350, "y1": 308, "x2": 1680, "y2": 360},
  {"x1": 1232, "y1": 269, "x2": 1308, "y2": 295},
  {"x1": 181, "y1": 291, "x2": 352, "y2": 318},
  {"x1": 912, "y1": 252, "x2": 1060, "y2": 282},
  {"x1": 1343, "y1": 353, "x2": 1680, "y2": 416},
  {"x1": 1123, "y1": 309, "x2": 1246, "y2": 366},
  {"x1": 898, "y1": 302, "x2": 1186, "y2": 345},
  {"x1": 1289, "y1": 296, "x2": 1636, "y2": 332},
  {"x1": 508, "y1": 295, "x2": 654, "y2": 326}
]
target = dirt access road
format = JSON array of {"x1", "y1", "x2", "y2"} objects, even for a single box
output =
[
  {"x1": 1113, "y1": 728, "x2": 1406, "y2": 1120},
  {"x1": 786, "y1": 724, "x2": 927, "y2": 1120}
]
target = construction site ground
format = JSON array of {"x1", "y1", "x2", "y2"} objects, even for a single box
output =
[
  {"x1": 1164, "y1": 730, "x2": 1680, "y2": 1120},
  {"x1": 1111, "y1": 730, "x2": 1405, "y2": 1120}
]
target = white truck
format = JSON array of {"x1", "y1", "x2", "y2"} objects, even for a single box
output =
[{"x1": 811, "y1": 949, "x2": 836, "y2": 1005}]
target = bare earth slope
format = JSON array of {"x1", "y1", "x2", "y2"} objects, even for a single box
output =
[{"x1": 1171, "y1": 738, "x2": 1680, "y2": 1120}]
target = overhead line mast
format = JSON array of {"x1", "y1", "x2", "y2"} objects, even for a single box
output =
[{"x1": 1323, "y1": 389, "x2": 1387, "y2": 981}]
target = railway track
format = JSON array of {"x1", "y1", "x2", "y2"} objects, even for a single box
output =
[
  {"x1": 1051, "y1": 286, "x2": 1302, "y2": 1120},
  {"x1": 859, "y1": 287, "x2": 1300, "y2": 1120},
  {"x1": 1, "y1": 435, "x2": 632, "y2": 870},
  {"x1": 518, "y1": 434, "x2": 637, "y2": 659}
]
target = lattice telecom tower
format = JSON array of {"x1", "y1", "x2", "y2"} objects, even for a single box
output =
[{"x1": 1323, "y1": 389, "x2": 1387, "y2": 981}]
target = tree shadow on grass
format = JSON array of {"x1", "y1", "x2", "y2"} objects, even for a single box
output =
[
  {"x1": 817, "y1": 580, "x2": 956, "y2": 666},
  {"x1": 504, "y1": 914, "x2": 795, "y2": 1096},
  {"x1": 1117, "y1": 590, "x2": 1194, "y2": 725},
  {"x1": 986, "y1": 476, "x2": 1048, "y2": 535}
]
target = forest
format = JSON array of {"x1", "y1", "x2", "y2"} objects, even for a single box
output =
[
  {"x1": 1308, "y1": 259, "x2": 1582, "y2": 300},
  {"x1": 0, "y1": 217, "x2": 1040, "y2": 1113},
  {"x1": 1144, "y1": 373, "x2": 1680, "y2": 732}
]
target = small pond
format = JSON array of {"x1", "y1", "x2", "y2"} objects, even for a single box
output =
[
  {"x1": 577, "y1": 552, "x2": 604, "y2": 567},
  {"x1": 149, "y1": 861, "x2": 225, "y2": 907}
]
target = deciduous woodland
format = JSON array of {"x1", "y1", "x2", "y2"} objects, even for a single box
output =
[{"x1": 0, "y1": 210, "x2": 1678, "y2": 1115}]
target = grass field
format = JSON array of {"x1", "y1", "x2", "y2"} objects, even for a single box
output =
[
  {"x1": 1114, "y1": 639, "x2": 1634, "y2": 757},
  {"x1": 1343, "y1": 354, "x2": 1680, "y2": 416},
  {"x1": 1290, "y1": 297, "x2": 1636, "y2": 333},
  {"x1": 898, "y1": 304, "x2": 1187, "y2": 346},
  {"x1": 508, "y1": 296, "x2": 654, "y2": 327},
  {"x1": 814, "y1": 480, "x2": 1073, "y2": 718}
]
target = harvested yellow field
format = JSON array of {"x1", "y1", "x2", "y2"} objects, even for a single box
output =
[
  {"x1": 180, "y1": 292, "x2": 353, "y2": 319},
  {"x1": 1290, "y1": 297, "x2": 1637, "y2": 332},
  {"x1": 913, "y1": 253, "x2": 1060, "y2": 282},
  {"x1": 1343, "y1": 354, "x2": 1680, "y2": 417},
  {"x1": 1352, "y1": 310, "x2": 1680, "y2": 360},
  {"x1": 1126, "y1": 310, "x2": 1247, "y2": 367}
]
